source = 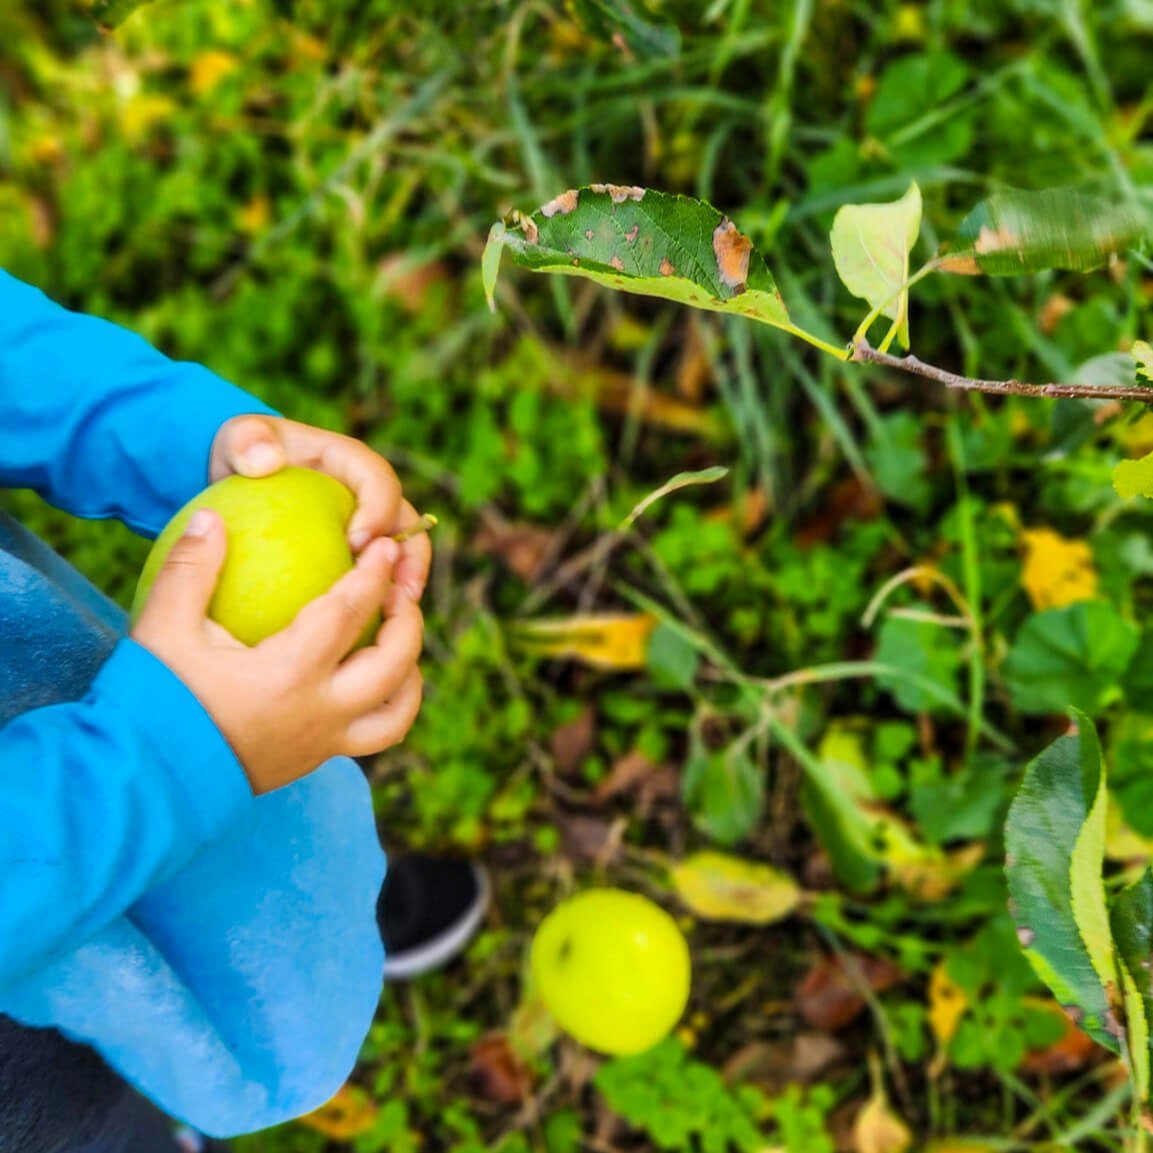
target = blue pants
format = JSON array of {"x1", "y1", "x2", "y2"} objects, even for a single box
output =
[
  {"x1": 0, "y1": 512, "x2": 188, "y2": 1152},
  {"x1": 0, "y1": 509, "x2": 386, "y2": 1148}
]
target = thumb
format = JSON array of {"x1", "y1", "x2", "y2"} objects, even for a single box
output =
[
  {"x1": 211, "y1": 414, "x2": 286, "y2": 480},
  {"x1": 141, "y1": 509, "x2": 228, "y2": 630}
]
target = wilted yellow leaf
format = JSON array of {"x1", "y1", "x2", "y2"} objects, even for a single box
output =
[
  {"x1": 189, "y1": 50, "x2": 237, "y2": 96},
  {"x1": 119, "y1": 94, "x2": 177, "y2": 144},
  {"x1": 854, "y1": 1088, "x2": 913, "y2": 1153},
  {"x1": 1019, "y1": 527, "x2": 1099, "y2": 610},
  {"x1": 927, "y1": 960, "x2": 967, "y2": 1050},
  {"x1": 922, "y1": 1144, "x2": 999, "y2": 1153},
  {"x1": 238, "y1": 195, "x2": 270, "y2": 234},
  {"x1": 670, "y1": 850, "x2": 801, "y2": 924},
  {"x1": 298, "y1": 1084, "x2": 378, "y2": 1140},
  {"x1": 1106, "y1": 794, "x2": 1153, "y2": 863},
  {"x1": 1114, "y1": 412, "x2": 1153, "y2": 456},
  {"x1": 510, "y1": 614, "x2": 658, "y2": 671}
]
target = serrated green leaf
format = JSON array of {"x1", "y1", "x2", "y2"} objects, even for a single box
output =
[
  {"x1": 566, "y1": 0, "x2": 681, "y2": 62},
  {"x1": 90, "y1": 0, "x2": 158, "y2": 28},
  {"x1": 1005, "y1": 712, "x2": 1123, "y2": 1054},
  {"x1": 1110, "y1": 869, "x2": 1153, "y2": 1102},
  {"x1": 1115, "y1": 451, "x2": 1153, "y2": 501},
  {"x1": 491, "y1": 186, "x2": 792, "y2": 331},
  {"x1": 938, "y1": 188, "x2": 1147, "y2": 276},
  {"x1": 1134, "y1": 341, "x2": 1153, "y2": 384},
  {"x1": 831, "y1": 181, "x2": 922, "y2": 349},
  {"x1": 1002, "y1": 602, "x2": 1138, "y2": 717},
  {"x1": 1071, "y1": 738, "x2": 1115, "y2": 997}
]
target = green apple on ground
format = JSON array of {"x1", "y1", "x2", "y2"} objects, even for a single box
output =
[
  {"x1": 131, "y1": 466, "x2": 380, "y2": 648},
  {"x1": 529, "y1": 888, "x2": 691, "y2": 1056}
]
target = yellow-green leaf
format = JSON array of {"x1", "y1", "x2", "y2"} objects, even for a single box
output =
[
  {"x1": 1113, "y1": 451, "x2": 1153, "y2": 500},
  {"x1": 670, "y1": 850, "x2": 801, "y2": 925},
  {"x1": 831, "y1": 181, "x2": 922, "y2": 349},
  {"x1": 1134, "y1": 341, "x2": 1153, "y2": 384}
]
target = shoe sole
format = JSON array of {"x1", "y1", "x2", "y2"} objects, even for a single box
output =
[{"x1": 383, "y1": 863, "x2": 492, "y2": 980}]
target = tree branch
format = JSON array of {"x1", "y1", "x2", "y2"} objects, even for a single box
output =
[{"x1": 851, "y1": 340, "x2": 1153, "y2": 404}]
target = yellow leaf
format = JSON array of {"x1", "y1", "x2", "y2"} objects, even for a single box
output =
[
  {"x1": 670, "y1": 850, "x2": 801, "y2": 925},
  {"x1": 298, "y1": 1084, "x2": 378, "y2": 1140},
  {"x1": 1019, "y1": 527, "x2": 1099, "y2": 611},
  {"x1": 510, "y1": 614, "x2": 658, "y2": 670},
  {"x1": 922, "y1": 1144, "x2": 999, "y2": 1153},
  {"x1": 927, "y1": 960, "x2": 967, "y2": 1049},
  {"x1": 189, "y1": 50, "x2": 237, "y2": 96},
  {"x1": 1114, "y1": 411, "x2": 1153, "y2": 456},
  {"x1": 238, "y1": 195, "x2": 271, "y2": 234},
  {"x1": 854, "y1": 1087, "x2": 913, "y2": 1153},
  {"x1": 1106, "y1": 794, "x2": 1153, "y2": 863},
  {"x1": 119, "y1": 94, "x2": 177, "y2": 144}
]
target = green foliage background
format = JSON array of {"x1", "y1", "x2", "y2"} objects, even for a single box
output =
[{"x1": 5, "y1": 1, "x2": 1153, "y2": 1149}]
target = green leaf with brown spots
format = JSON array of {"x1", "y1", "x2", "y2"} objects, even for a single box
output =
[
  {"x1": 484, "y1": 185, "x2": 831, "y2": 347},
  {"x1": 936, "y1": 188, "x2": 1147, "y2": 276},
  {"x1": 566, "y1": 0, "x2": 681, "y2": 62},
  {"x1": 1005, "y1": 711, "x2": 1123, "y2": 1056},
  {"x1": 831, "y1": 181, "x2": 922, "y2": 350}
]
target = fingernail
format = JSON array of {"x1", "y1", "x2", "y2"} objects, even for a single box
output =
[
  {"x1": 242, "y1": 443, "x2": 282, "y2": 474},
  {"x1": 379, "y1": 537, "x2": 400, "y2": 564},
  {"x1": 186, "y1": 509, "x2": 215, "y2": 538},
  {"x1": 349, "y1": 528, "x2": 373, "y2": 552}
]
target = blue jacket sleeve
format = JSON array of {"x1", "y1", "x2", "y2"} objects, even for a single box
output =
[
  {"x1": 0, "y1": 270, "x2": 279, "y2": 536},
  {"x1": 0, "y1": 640, "x2": 254, "y2": 990}
]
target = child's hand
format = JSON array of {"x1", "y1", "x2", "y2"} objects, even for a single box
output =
[
  {"x1": 209, "y1": 414, "x2": 431, "y2": 603},
  {"x1": 131, "y1": 510, "x2": 423, "y2": 795}
]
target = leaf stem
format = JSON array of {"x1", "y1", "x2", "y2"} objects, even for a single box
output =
[
  {"x1": 852, "y1": 260, "x2": 940, "y2": 347},
  {"x1": 851, "y1": 341, "x2": 1153, "y2": 403},
  {"x1": 783, "y1": 323, "x2": 852, "y2": 361}
]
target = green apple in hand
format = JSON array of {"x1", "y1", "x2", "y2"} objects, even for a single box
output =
[
  {"x1": 530, "y1": 888, "x2": 691, "y2": 1056},
  {"x1": 131, "y1": 466, "x2": 380, "y2": 648}
]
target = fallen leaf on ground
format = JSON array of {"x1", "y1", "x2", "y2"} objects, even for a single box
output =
[
  {"x1": 670, "y1": 850, "x2": 801, "y2": 924},
  {"x1": 510, "y1": 613, "x2": 658, "y2": 670},
  {"x1": 795, "y1": 953, "x2": 903, "y2": 1031},
  {"x1": 474, "y1": 517, "x2": 559, "y2": 584},
  {"x1": 854, "y1": 1080, "x2": 912, "y2": 1153},
  {"x1": 550, "y1": 705, "x2": 597, "y2": 776},
  {"x1": 927, "y1": 959, "x2": 968, "y2": 1051},
  {"x1": 298, "y1": 1084, "x2": 378, "y2": 1140},
  {"x1": 1018, "y1": 997, "x2": 1103, "y2": 1076},
  {"x1": 1019, "y1": 527, "x2": 1099, "y2": 610},
  {"x1": 594, "y1": 749, "x2": 665, "y2": 803},
  {"x1": 470, "y1": 1030, "x2": 536, "y2": 1103}
]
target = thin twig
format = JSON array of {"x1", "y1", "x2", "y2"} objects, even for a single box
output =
[{"x1": 851, "y1": 340, "x2": 1153, "y2": 403}]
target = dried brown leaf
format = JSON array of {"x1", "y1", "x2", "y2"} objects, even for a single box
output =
[
  {"x1": 796, "y1": 954, "x2": 904, "y2": 1031},
  {"x1": 549, "y1": 705, "x2": 597, "y2": 776},
  {"x1": 470, "y1": 1030, "x2": 535, "y2": 1104}
]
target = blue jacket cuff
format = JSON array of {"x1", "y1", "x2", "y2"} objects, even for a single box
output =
[{"x1": 91, "y1": 640, "x2": 254, "y2": 845}]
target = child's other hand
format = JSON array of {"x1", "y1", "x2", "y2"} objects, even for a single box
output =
[
  {"x1": 209, "y1": 414, "x2": 431, "y2": 603},
  {"x1": 131, "y1": 509, "x2": 423, "y2": 795}
]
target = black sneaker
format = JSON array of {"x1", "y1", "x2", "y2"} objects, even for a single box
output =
[{"x1": 377, "y1": 855, "x2": 491, "y2": 980}]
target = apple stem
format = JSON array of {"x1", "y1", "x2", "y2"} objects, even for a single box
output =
[{"x1": 392, "y1": 513, "x2": 439, "y2": 543}]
